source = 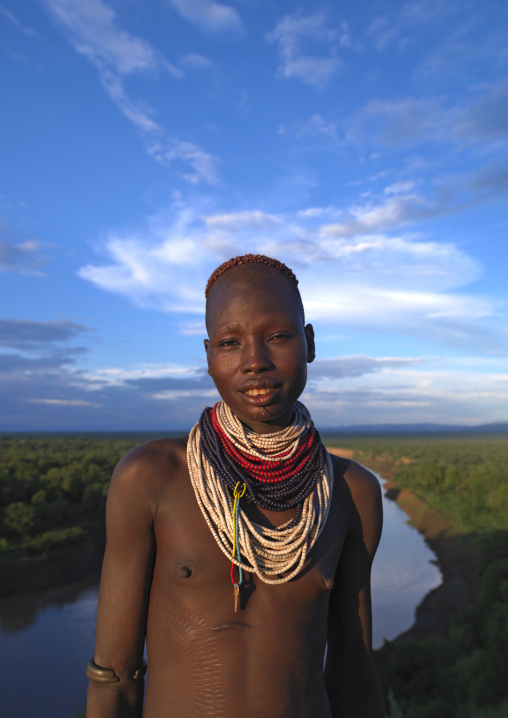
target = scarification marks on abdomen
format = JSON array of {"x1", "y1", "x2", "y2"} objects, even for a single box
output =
[
  {"x1": 279, "y1": 635, "x2": 315, "y2": 718},
  {"x1": 149, "y1": 590, "x2": 228, "y2": 717}
]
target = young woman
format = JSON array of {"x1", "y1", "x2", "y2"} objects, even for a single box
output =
[{"x1": 86, "y1": 255, "x2": 385, "y2": 717}]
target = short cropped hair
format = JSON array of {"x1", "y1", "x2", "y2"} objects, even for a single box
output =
[{"x1": 205, "y1": 254, "x2": 305, "y2": 322}]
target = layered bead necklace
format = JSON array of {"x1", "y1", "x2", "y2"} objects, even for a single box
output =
[{"x1": 187, "y1": 401, "x2": 334, "y2": 608}]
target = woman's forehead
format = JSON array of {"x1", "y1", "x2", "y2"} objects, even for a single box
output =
[
  {"x1": 209, "y1": 276, "x2": 298, "y2": 317},
  {"x1": 206, "y1": 265, "x2": 304, "y2": 328}
]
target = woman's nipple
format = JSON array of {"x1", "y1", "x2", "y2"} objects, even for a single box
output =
[
  {"x1": 322, "y1": 576, "x2": 334, "y2": 591},
  {"x1": 178, "y1": 566, "x2": 192, "y2": 578}
]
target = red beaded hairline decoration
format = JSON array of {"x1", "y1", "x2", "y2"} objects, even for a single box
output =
[{"x1": 205, "y1": 254, "x2": 299, "y2": 298}]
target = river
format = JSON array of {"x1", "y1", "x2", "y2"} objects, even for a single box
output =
[{"x1": 0, "y1": 476, "x2": 441, "y2": 718}]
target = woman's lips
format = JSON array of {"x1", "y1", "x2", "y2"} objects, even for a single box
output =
[
  {"x1": 244, "y1": 388, "x2": 273, "y2": 397},
  {"x1": 240, "y1": 387, "x2": 279, "y2": 405}
]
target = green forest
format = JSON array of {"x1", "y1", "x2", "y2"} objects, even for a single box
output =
[
  {"x1": 0, "y1": 433, "x2": 178, "y2": 594},
  {"x1": 0, "y1": 435, "x2": 141, "y2": 562},
  {"x1": 1, "y1": 431, "x2": 507, "y2": 718}
]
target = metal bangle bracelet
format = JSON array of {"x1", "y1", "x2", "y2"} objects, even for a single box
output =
[{"x1": 86, "y1": 658, "x2": 147, "y2": 683}]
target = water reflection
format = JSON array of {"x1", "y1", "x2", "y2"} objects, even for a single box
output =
[
  {"x1": 0, "y1": 572, "x2": 100, "y2": 634},
  {"x1": 0, "y1": 579, "x2": 99, "y2": 718},
  {"x1": 372, "y1": 475, "x2": 441, "y2": 647}
]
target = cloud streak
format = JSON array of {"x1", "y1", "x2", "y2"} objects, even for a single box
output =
[
  {"x1": 0, "y1": 318, "x2": 85, "y2": 349},
  {"x1": 167, "y1": 0, "x2": 244, "y2": 35},
  {"x1": 43, "y1": 0, "x2": 180, "y2": 76},
  {"x1": 309, "y1": 356, "x2": 424, "y2": 380},
  {"x1": 0, "y1": 5, "x2": 38, "y2": 37},
  {"x1": 267, "y1": 11, "x2": 341, "y2": 89},
  {"x1": 42, "y1": 0, "x2": 220, "y2": 185}
]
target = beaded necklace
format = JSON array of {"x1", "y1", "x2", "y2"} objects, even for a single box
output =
[{"x1": 187, "y1": 401, "x2": 334, "y2": 608}]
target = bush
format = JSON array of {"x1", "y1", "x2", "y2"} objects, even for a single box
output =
[
  {"x1": 31, "y1": 489, "x2": 47, "y2": 504},
  {"x1": 3, "y1": 502, "x2": 37, "y2": 537},
  {"x1": 28, "y1": 526, "x2": 86, "y2": 553}
]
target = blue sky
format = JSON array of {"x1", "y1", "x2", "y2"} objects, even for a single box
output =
[{"x1": 1, "y1": 0, "x2": 507, "y2": 431}]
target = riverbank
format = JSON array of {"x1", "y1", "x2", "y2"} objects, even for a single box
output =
[
  {"x1": 382, "y1": 482, "x2": 480, "y2": 641},
  {"x1": 326, "y1": 436, "x2": 508, "y2": 716},
  {"x1": 0, "y1": 535, "x2": 104, "y2": 598},
  {"x1": 328, "y1": 448, "x2": 481, "y2": 642}
]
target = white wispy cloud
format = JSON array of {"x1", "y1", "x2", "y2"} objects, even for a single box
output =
[
  {"x1": 384, "y1": 181, "x2": 415, "y2": 195},
  {"x1": 167, "y1": 0, "x2": 243, "y2": 35},
  {"x1": 30, "y1": 398, "x2": 100, "y2": 406},
  {"x1": 266, "y1": 11, "x2": 341, "y2": 89},
  {"x1": 179, "y1": 321, "x2": 207, "y2": 336},
  {"x1": 303, "y1": 283, "x2": 491, "y2": 329},
  {"x1": 100, "y1": 71, "x2": 163, "y2": 133},
  {"x1": 204, "y1": 210, "x2": 282, "y2": 232},
  {"x1": 78, "y1": 203, "x2": 216, "y2": 312},
  {"x1": 179, "y1": 53, "x2": 212, "y2": 70},
  {"x1": 42, "y1": 0, "x2": 220, "y2": 185},
  {"x1": 43, "y1": 0, "x2": 180, "y2": 76},
  {"x1": 318, "y1": 191, "x2": 445, "y2": 236},
  {"x1": 296, "y1": 207, "x2": 340, "y2": 219},
  {"x1": 295, "y1": 114, "x2": 342, "y2": 143},
  {"x1": 77, "y1": 197, "x2": 502, "y2": 349},
  {"x1": 151, "y1": 389, "x2": 219, "y2": 401},
  {"x1": 81, "y1": 362, "x2": 206, "y2": 388},
  {"x1": 148, "y1": 139, "x2": 221, "y2": 186}
]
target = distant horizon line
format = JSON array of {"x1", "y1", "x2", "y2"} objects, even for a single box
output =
[{"x1": 1, "y1": 420, "x2": 507, "y2": 436}]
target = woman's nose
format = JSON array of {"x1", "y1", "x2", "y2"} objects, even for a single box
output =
[{"x1": 240, "y1": 339, "x2": 274, "y2": 373}]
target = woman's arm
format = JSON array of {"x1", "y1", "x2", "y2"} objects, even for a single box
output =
[
  {"x1": 86, "y1": 447, "x2": 158, "y2": 718},
  {"x1": 325, "y1": 462, "x2": 385, "y2": 718}
]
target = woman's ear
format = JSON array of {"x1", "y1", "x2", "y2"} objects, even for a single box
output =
[
  {"x1": 305, "y1": 324, "x2": 315, "y2": 363},
  {"x1": 204, "y1": 338, "x2": 211, "y2": 375}
]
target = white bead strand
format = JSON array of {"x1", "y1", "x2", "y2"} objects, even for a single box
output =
[{"x1": 186, "y1": 401, "x2": 334, "y2": 585}]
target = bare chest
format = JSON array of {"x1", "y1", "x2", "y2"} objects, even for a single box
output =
[
  {"x1": 142, "y1": 446, "x2": 351, "y2": 718},
  {"x1": 149, "y1": 461, "x2": 349, "y2": 616}
]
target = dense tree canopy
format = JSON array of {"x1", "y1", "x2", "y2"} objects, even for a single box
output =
[{"x1": 0, "y1": 434, "x2": 165, "y2": 555}]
